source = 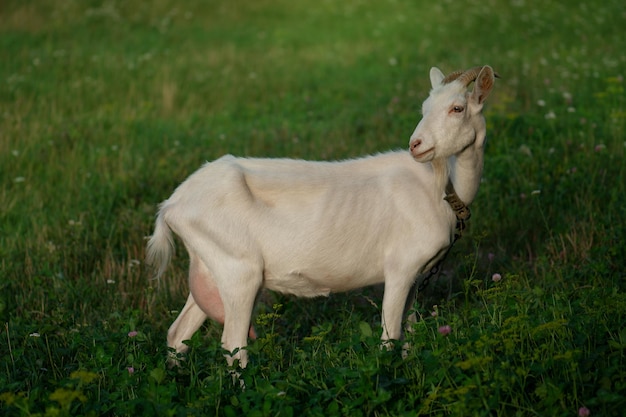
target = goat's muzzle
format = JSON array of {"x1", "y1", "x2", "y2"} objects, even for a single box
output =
[
  {"x1": 409, "y1": 138, "x2": 422, "y2": 152},
  {"x1": 410, "y1": 139, "x2": 434, "y2": 161}
]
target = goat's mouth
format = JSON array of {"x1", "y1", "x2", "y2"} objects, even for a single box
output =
[{"x1": 412, "y1": 147, "x2": 435, "y2": 161}]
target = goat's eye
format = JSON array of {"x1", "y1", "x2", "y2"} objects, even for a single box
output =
[{"x1": 452, "y1": 105, "x2": 464, "y2": 113}]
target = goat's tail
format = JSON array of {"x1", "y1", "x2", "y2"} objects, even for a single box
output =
[{"x1": 146, "y1": 205, "x2": 175, "y2": 281}]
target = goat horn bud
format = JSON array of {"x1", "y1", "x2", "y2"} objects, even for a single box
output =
[
  {"x1": 442, "y1": 66, "x2": 500, "y2": 86},
  {"x1": 442, "y1": 66, "x2": 484, "y2": 86},
  {"x1": 441, "y1": 69, "x2": 466, "y2": 84}
]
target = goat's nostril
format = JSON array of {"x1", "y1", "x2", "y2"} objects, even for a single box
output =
[{"x1": 410, "y1": 139, "x2": 422, "y2": 151}]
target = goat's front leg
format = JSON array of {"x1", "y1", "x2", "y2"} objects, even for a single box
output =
[
  {"x1": 400, "y1": 281, "x2": 419, "y2": 357},
  {"x1": 380, "y1": 275, "x2": 415, "y2": 348},
  {"x1": 402, "y1": 281, "x2": 419, "y2": 333}
]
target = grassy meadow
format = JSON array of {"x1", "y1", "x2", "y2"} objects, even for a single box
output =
[{"x1": 1, "y1": 0, "x2": 625, "y2": 415}]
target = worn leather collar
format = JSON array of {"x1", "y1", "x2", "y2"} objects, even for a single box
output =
[{"x1": 444, "y1": 179, "x2": 471, "y2": 240}]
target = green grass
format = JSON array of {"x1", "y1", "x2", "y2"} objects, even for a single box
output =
[{"x1": 1, "y1": 0, "x2": 625, "y2": 415}]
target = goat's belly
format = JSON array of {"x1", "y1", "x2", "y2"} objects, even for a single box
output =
[
  {"x1": 262, "y1": 268, "x2": 383, "y2": 298},
  {"x1": 263, "y1": 271, "x2": 332, "y2": 298}
]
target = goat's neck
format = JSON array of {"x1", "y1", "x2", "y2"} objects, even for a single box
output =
[
  {"x1": 448, "y1": 143, "x2": 484, "y2": 206},
  {"x1": 431, "y1": 158, "x2": 450, "y2": 201}
]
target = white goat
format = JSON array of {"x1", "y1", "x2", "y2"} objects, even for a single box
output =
[{"x1": 147, "y1": 65, "x2": 497, "y2": 368}]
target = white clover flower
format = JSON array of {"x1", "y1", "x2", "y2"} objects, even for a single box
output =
[{"x1": 519, "y1": 144, "x2": 532, "y2": 157}]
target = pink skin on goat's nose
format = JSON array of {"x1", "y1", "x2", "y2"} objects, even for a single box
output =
[
  {"x1": 410, "y1": 138, "x2": 435, "y2": 160},
  {"x1": 410, "y1": 138, "x2": 422, "y2": 152},
  {"x1": 409, "y1": 138, "x2": 423, "y2": 158}
]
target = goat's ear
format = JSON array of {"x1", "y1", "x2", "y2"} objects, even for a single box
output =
[
  {"x1": 430, "y1": 67, "x2": 445, "y2": 88},
  {"x1": 470, "y1": 66, "x2": 495, "y2": 105}
]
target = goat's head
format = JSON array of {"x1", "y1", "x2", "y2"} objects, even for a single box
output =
[{"x1": 409, "y1": 66, "x2": 496, "y2": 162}]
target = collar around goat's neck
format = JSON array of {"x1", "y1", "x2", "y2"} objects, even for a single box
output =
[{"x1": 444, "y1": 179, "x2": 471, "y2": 241}]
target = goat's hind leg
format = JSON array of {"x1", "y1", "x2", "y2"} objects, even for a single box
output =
[
  {"x1": 188, "y1": 251, "x2": 258, "y2": 341},
  {"x1": 167, "y1": 293, "x2": 207, "y2": 366},
  {"x1": 218, "y1": 264, "x2": 263, "y2": 370}
]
